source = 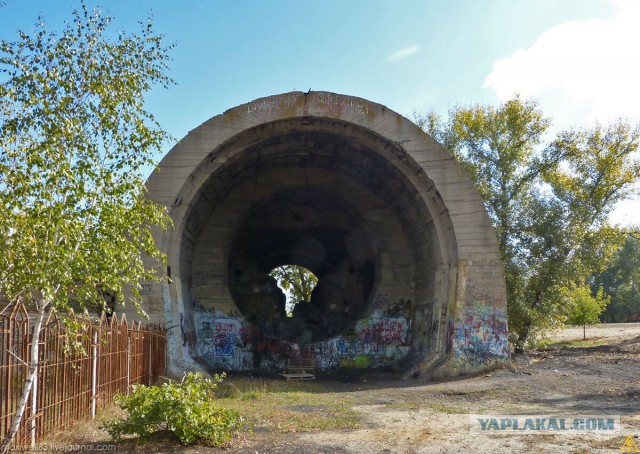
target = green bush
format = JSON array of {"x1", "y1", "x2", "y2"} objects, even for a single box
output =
[{"x1": 105, "y1": 372, "x2": 244, "y2": 446}]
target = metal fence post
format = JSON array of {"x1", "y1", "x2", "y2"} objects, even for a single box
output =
[
  {"x1": 126, "y1": 337, "x2": 131, "y2": 396},
  {"x1": 148, "y1": 334, "x2": 152, "y2": 386}
]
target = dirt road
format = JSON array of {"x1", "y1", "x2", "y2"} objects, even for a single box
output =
[
  {"x1": 236, "y1": 323, "x2": 640, "y2": 453},
  {"x1": 54, "y1": 323, "x2": 640, "y2": 453}
]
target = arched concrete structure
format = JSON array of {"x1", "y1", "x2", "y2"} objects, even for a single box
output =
[{"x1": 136, "y1": 91, "x2": 508, "y2": 378}]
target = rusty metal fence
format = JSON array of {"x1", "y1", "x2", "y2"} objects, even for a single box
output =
[{"x1": 0, "y1": 302, "x2": 166, "y2": 448}]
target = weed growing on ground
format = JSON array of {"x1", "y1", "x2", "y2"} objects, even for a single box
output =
[{"x1": 105, "y1": 372, "x2": 244, "y2": 446}]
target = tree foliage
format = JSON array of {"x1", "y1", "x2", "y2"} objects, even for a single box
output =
[
  {"x1": 415, "y1": 98, "x2": 640, "y2": 351},
  {"x1": 594, "y1": 235, "x2": 640, "y2": 322},
  {"x1": 0, "y1": 4, "x2": 173, "y2": 312},
  {"x1": 563, "y1": 284, "x2": 609, "y2": 339},
  {"x1": 269, "y1": 264, "x2": 318, "y2": 314},
  {"x1": 0, "y1": 4, "x2": 172, "y2": 450},
  {"x1": 106, "y1": 372, "x2": 243, "y2": 446}
]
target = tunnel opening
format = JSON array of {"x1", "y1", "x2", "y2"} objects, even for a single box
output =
[
  {"x1": 227, "y1": 188, "x2": 378, "y2": 343},
  {"x1": 268, "y1": 265, "x2": 318, "y2": 316}
]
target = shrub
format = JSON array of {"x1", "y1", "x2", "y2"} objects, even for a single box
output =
[{"x1": 105, "y1": 372, "x2": 243, "y2": 446}]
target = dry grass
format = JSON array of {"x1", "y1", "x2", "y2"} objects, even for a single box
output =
[
  {"x1": 584, "y1": 435, "x2": 637, "y2": 451},
  {"x1": 216, "y1": 377, "x2": 361, "y2": 432},
  {"x1": 382, "y1": 401, "x2": 422, "y2": 411},
  {"x1": 36, "y1": 377, "x2": 361, "y2": 452},
  {"x1": 39, "y1": 402, "x2": 124, "y2": 445}
]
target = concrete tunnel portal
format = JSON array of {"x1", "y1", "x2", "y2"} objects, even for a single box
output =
[{"x1": 137, "y1": 92, "x2": 510, "y2": 378}]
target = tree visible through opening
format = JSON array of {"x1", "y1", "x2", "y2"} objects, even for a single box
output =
[{"x1": 269, "y1": 265, "x2": 318, "y2": 316}]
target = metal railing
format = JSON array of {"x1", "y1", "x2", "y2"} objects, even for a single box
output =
[{"x1": 0, "y1": 302, "x2": 166, "y2": 448}]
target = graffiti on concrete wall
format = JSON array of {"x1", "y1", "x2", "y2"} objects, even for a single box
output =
[
  {"x1": 313, "y1": 92, "x2": 370, "y2": 116},
  {"x1": 192, "y1": 300, "x2": 412, "y2": 372},
  {"x1": 191, "y1": 288, "x2": 509, "y2": 373},
  {"x1": 357, "y1": 311, "x2": 409, "y2": 346},
  {"x1": 194, "y1": 312, "x2": 254, "y2": 370},
  {"x1": 302, "y1": 309, "x2": 411, "y2": 369},
  {"x1": 452, "y1": 307, "x2": 508, "y2": 366},
  {"x1": 245, "y1": 92, "x2": 370, "y2": 122}
]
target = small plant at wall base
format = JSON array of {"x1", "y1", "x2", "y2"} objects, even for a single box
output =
[{"x1": 105, "y1": 372, "x2": 244, "y2": 446}]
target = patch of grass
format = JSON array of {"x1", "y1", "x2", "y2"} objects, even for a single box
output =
[
  {"x1": 217, "y1": 377, "x2": 361, "y2": 432},
  {"x1": 382, "y1": 402, "x2": 422, "y2": 411},
  {"x1": 531, "y1": 332, "x2": 611, "y2": 350},
  {"x1": 39, "y1": 402, "x2": 124, "y2": 446},
  {"x1": 427, "y1": 402, "x2": 468, "y2": 414},
  {"x1": 441, "y1": 388, "x2": 499, "y2": 398},
  {"x1": 441, "y1": 390, "x2": 469, "y2": 396},
  {"x1": 544, "y1": 336, "x2": 610, "y2": 350},
  {"x1": 216, "y1": 376, "x2": 325, "y2": 397}
]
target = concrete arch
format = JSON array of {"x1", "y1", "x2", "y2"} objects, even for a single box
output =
[{"x1": 137, "y1": 92, "x2": 508, "y2": 378}]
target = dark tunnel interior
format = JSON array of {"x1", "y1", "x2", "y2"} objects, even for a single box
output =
[
  {"x1": 183, "y1": 118, "x2": 438, "y2": 355},
  {"x1": 227, "y1": 188, "x2": 378, "y2": 343}
]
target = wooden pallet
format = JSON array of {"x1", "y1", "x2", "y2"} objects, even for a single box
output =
[{"x1": 281, "y1": 358, "x2": 316, "y2": 380}]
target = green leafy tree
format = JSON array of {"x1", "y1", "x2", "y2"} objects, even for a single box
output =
[
  {"x1": 563, "y1": 284, "x2": 609, "y2": 339},
  {"x1": 594, "y1": 235, "x2": 640, "y2": 322},
  {"x1": 0, "y1": 5, "x2": 172, "y2": 451},
  {"x1": 415, "y1": 99, "x2": 640, "y2": 352},
  {"x1": 269, "y1": 265, "x2": 318, "y2": 314}
]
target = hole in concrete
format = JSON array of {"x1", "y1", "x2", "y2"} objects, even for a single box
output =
[{"x1": 268, "y1": 264, "x2": 318, "y2": 316}]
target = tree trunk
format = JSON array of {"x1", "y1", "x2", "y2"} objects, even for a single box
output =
[
  {"x1": 513, "y1": 321, "x2": 530, "y2": 354},
  {"x1": 583, "y1": 324, "x2": 586, "y2": 340},
  {"x1": 0, "y1": 300, "x2": 47, "y2": 454}
]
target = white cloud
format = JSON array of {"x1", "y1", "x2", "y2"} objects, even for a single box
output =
[
  {"x1": 483, "y1": 0, "x2": 640, "y2": 128},
  {"x1": 387, "y1": 45, "x2": 420, "y2": 62}
]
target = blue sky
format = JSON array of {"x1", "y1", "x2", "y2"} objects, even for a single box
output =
[{"x1": 1, "y1": 0, "x2": 639, "y2": 223}]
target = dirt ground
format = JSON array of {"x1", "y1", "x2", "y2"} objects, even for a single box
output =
[{"x1": 53, "y1": 323, "x2": 640, "y2": 453}]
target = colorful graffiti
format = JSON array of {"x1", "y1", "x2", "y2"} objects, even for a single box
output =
[
  {"x1": 357, "y1": 312, "x2": 409, "y2": 346},
  {"x1": 192, "y1": 304, "x2": 412, "y2": 372},
  {"x1": 301, "y1": 310, "x2": 411, "y2": 369},
  {"x1": 191, "y1": 291, "x2": 508, "y2": 373},
  {"x1": 195, "y1": 313, "x2": 254, "y2": 370},
  {"x1": 452, "y1": 309, "x2": 509, "y2": 366}
]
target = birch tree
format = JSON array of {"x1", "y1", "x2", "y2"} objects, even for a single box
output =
[{"x1": 0, "y1": 4, "x2": 172, "y2": 450}]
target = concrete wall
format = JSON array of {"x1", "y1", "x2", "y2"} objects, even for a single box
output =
[{"x1": 131, "y1": 91, "x2": 508, "y2": 378}]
